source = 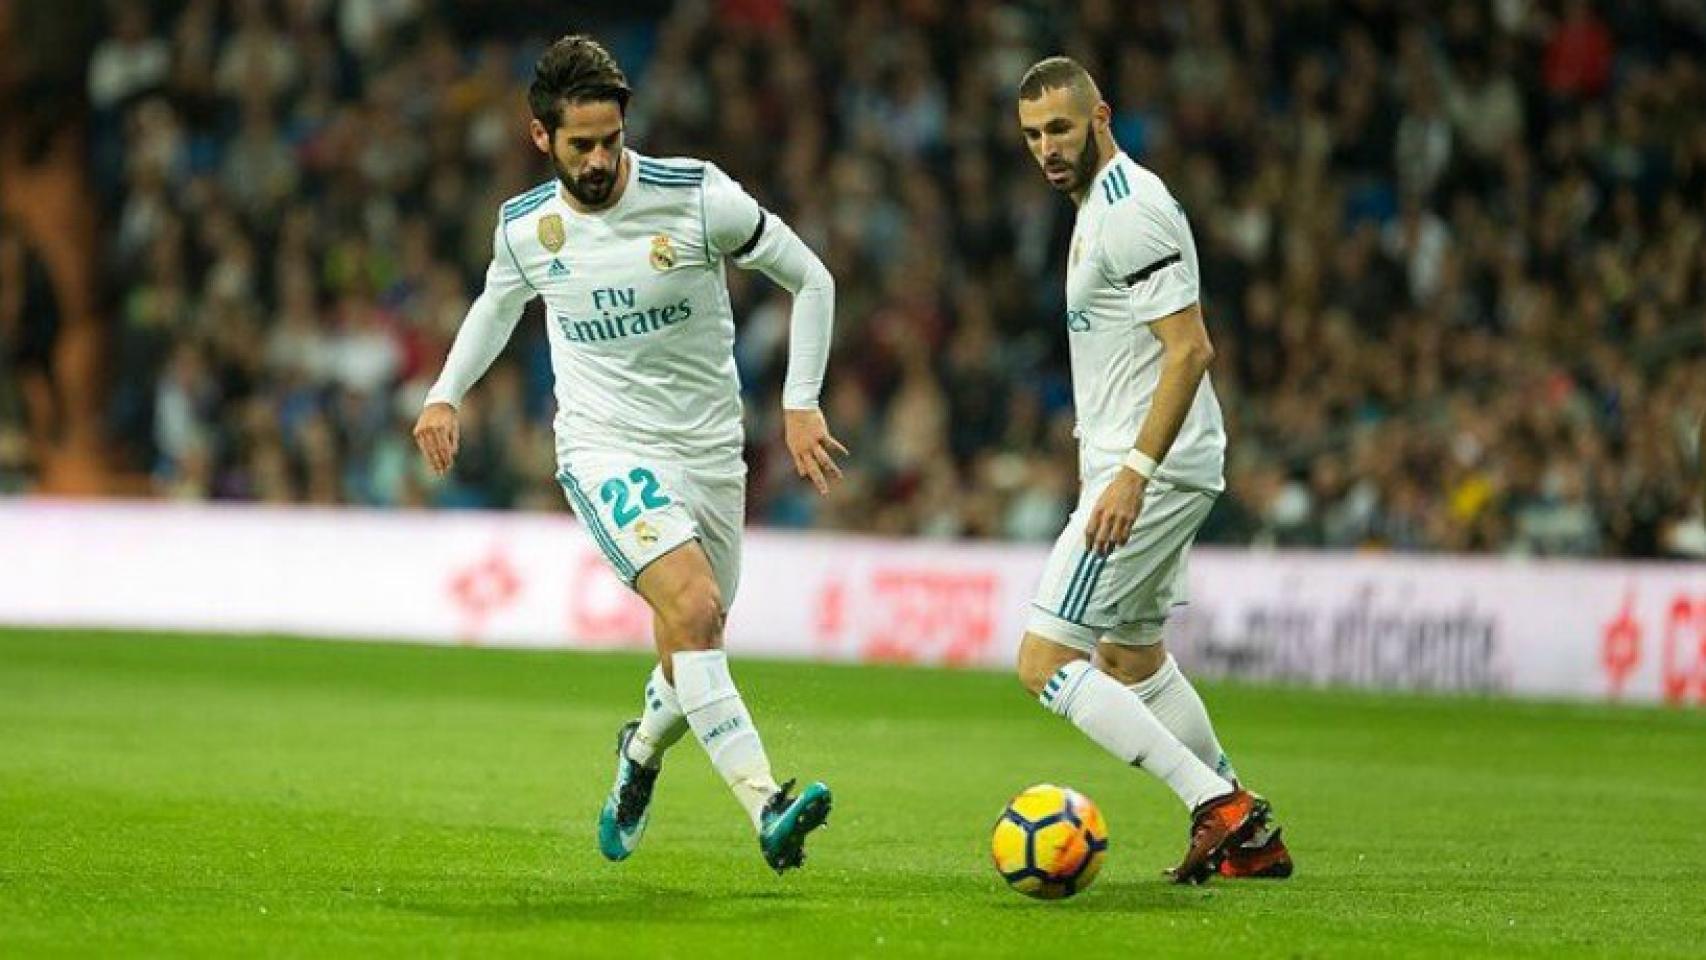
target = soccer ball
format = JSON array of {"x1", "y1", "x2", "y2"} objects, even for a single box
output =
[{"x1": 991, "y1": 783, "x2": 1109, "y2": 899}]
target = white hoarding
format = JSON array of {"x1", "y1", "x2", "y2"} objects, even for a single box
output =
[{"x1": 3, "y1": 499, "x2": 1702, "y2": 705}]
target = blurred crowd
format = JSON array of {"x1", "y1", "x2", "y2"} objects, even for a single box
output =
[{"x1": 1, "y1": 0, "x2": 1703, "y2": 558}]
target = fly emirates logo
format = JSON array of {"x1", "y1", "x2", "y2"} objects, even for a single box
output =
[{"x1": 556, "y1": 286, "x2": 694, "y2": 345}]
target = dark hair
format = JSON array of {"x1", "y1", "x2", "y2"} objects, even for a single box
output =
[
  {"x1": 1017, "y1": 56, "x2": 1095, "y2": 102},
  {"x1": 528, "y1": 35, "x2": 631, "y2": 130}
]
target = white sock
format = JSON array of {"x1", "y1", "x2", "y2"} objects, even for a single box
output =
[
  {"x1": 1128, "y1": 654, "x2": 1237, "y2": 784},
  {"x1": 626, "y1": 663, "x2": 688, "y2": 769},
  {"x1": 1041, "y1": 660, "x2": 1231, "y2": 811},
  {"x1": 672, "y1": 649, "x2": 780, "y2": 831}
]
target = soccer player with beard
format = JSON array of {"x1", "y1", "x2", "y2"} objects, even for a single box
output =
[
  {"x1": 1012, "y1": 57, "x2": 1293, "y2": 883},
  {"x1": 414, "y1": 35, "x2": 841, "y2": 873}
]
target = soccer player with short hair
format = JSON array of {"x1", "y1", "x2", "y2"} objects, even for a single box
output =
[
  {"x1": 1013, "y1": 56, "x2": 1292, "y2": 884},
  {"x1": 414, "y1": 35, "x2": 841, "y2": 873}
]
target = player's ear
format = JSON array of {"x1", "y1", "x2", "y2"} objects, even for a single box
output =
[
  {"x1": 1093, "y1": 101, "x2": 1112, "y2": 132},
  {"x1": 529, "y1": 118, "x2": 552, "y2": 155}
]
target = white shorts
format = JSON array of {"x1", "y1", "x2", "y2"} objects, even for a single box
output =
[
  {"x1": 1027, "y1": 461, "x2": 1217, "y2": 654},
  {"x1": 557, "y1": 451, "x2": 746, "y2": 605}
]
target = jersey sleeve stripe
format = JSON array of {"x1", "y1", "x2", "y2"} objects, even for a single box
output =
[
  {"x1": 501, "y1": 181, "x2": 555, "y2": 213},
  {"x1": 637, "y1": 158, "x2": 705, "y2": 175},
  {"x1": 1100, "y1": 166, "x2": 1131, "y2": 205},
  {"x1": 502, "y1": 193, "x2": 553, "y2": 222},
  {"x1": 1122, "y1": 253, "x2": 1182, "y2": 287},
  {"x1": 504, "y1": 181, "x2": 554, "y2": 204},
  {"x1": 636, "y1": 166, "x2": 704, "y2": 179},
  {"x1": 637, "y1": 170, "x2": 705, "y2": 184},
  {"x1": 636, "y1": 162, "x2": 704, "y2": 185},
  {"x1": 637, "y1": 176, "x2": 702, "y2": 189}
]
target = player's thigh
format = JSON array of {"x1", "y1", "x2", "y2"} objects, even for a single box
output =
[
  {"x1": 1097, "y1": 487, "x2": 1217, "y2": 649},
  {"x1": 633, "y1": 538, "x2": 723, "y2": 630},
  {"x1": 557, "y1": 454, "x2": 701, "y2": 591},
  {"x1": 1026, "y1": 505, "x2": 1104, "y2": 660},
  {"x1": 685, "y1": 471, "x2": 745, "y2": 608}
]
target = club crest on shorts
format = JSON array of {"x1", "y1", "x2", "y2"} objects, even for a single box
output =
[
  {"x1": 538, "y1": 213, "x2": 565, "y2": 253},
  {"x1": 650, "y1": 234, "x2": 677, "y2": 271},
  {"x1": 633, "y1": 519, "x2": 660, "y2": 547}
]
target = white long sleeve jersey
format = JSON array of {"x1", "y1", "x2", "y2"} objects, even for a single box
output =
[
  {"x1": 1065, "y1": 152, "x2": 1225, "y2": 491},
  {"x1": 426, "y1": 151, "x2": 834, "y2": 474}
]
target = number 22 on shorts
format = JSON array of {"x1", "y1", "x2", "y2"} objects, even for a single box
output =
[{"x1": 599, "y1": 467, "x2": 671, "y2": 528}]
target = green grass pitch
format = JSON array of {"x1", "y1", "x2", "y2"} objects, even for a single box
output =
[{"x1": 3, "y1": 628, "x2": 1705, "y2": 958}]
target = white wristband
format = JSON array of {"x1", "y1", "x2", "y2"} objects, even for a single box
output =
[{"x1": 1124, "y1": 448, "x2": 1158, "y2": 480}]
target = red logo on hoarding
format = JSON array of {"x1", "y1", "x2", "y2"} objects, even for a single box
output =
[
  {"x1": 850, "y1": 569, "x2": 998, "y2": 666},
  {"x1": 1601, "y1": 590, "x2": 1641, "y2": 697},
  {"x1": 814, "y1": 577, "x2": 846, "y2": 655},
  {"x1": 448, "y1": 546, "x2": 523, "y2": 644},
  {"x1": 566, "y1": 551, "x2": 651, "y2": 648},
  {"x1": 1602, "y1": 588, "x2": 1706, "y2": 706},
  {"x1": 1662, "y1": 596, "x2": 1706, "y2": 705}
]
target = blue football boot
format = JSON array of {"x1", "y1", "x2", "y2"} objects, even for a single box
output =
[
  {"x1": 758, "y1": 778, "x2": 833, "y2": 873},
  {"x1": 597, "y1": 721, "x2": 660, "y2": 861}
]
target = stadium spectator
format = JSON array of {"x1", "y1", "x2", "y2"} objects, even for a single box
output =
[{"x1": 2, "y1": 0, "x2": 1702, "y2": 560}]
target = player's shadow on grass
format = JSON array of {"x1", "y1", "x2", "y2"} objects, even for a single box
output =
[
  {"x1": 1001, "y1": 878, "x2": 1239, "y2": 914},
  {"x1": 380, "y1": 880, "x2": 801, "y2": 926}
]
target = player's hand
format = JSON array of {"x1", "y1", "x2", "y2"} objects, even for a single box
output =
[
  {"x1": 413, "y1": 402, "x2": 460, "y2": 476},
  {"x1": 783, "y1": 407, "x2": 848, "y2": 495},
  {"x1": 1085, "y1": 468, "x2": 1145, "y2": 556}
]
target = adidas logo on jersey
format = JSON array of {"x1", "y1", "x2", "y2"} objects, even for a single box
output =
[{"x1": 548, "y1": 259, "x2": 570, "y2": 278}]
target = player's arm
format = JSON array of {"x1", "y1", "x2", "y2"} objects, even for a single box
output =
[
  {"x1": 1085, "y1": 197, "x2": 1211, "y2": 555},
  {"x1": 413, "y1": 221, "x2": 534, "y2": 476},
  {"x1": 1132, "y1": 303, "x2": 1215, "y2": 479},
  {"x1": 704, "y1": 165, "x2": 846, "y2": 494}
]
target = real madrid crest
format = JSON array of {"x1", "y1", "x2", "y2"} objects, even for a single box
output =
[
  {"x1": 650, "y1": 234, "x2": 677, "y2": 271},
  {"x1": 538, "y1": 213, "x2": 565, "y2": 253},
  {"x1": 633, "y1": 519, "x2": 660, "y2": 547}
]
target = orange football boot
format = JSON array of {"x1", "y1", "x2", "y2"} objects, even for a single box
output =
[
  {"x1": 1167, "y1": 788, "x2": 1256, "y2": 884},
  {"x1": 1217, "y1": 795, "x2": 1294, "y2": 879}
]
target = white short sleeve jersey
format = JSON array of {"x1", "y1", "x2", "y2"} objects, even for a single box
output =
[
  {"x1": 1064, "y1": 153, "x2": 1226, "y2": 491},
  {"x1": 484, "y1": 151, "x2": 767, "y2": 473}
]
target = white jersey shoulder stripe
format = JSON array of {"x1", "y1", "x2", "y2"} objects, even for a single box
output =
[{"x1": 501, "y1": 181, "x2": 557, "y2": 222}]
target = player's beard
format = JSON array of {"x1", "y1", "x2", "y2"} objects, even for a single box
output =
[
  {"x1": 1072, "y1": 134, "x2": 1101, "y2": 192},
  {"x1": 556, "y1": 157, "x2": 618, "y2": 208},
  {"x1": 1044, "y1": 133, "x2": 1101, "y2": 195}
]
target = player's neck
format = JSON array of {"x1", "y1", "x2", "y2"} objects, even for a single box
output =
[
  {"x1": 561, "y1": 152, "x2": 631, "y2": 215},
  {"x1": 1071, "y1": 135, "x2": 1120, "y2": 207}
]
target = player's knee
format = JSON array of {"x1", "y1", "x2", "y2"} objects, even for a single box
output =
[
  {"x1": 1016, "y1": 637, "x2": 1077, "y2": 698},
  {"x1": 1016, "y1": 660, "x2": 1051, "y2": 698},
  {"x1": 657, "y1": 578, "x2": 725, "y2": 648}
]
